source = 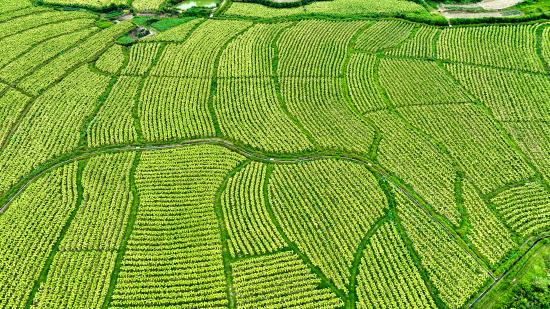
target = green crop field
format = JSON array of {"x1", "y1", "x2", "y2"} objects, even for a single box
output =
[{"x1": 1, "y1": 0, "x2": 550, "y2": 308}]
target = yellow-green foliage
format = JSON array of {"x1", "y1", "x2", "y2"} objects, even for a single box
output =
[{"x1": 96, "y1": 44, "x2": 125, "y2": 74}]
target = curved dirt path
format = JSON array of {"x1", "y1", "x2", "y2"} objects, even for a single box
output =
[
  {"x1": 0, "y1": 137, "x2": 500, "y2": 301},
  {"x1": 0, "y1": 138, "x2": 363, "y2": 213}
]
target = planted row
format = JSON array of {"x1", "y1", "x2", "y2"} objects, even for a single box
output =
[{"x1": 109, "y1": 145, "x2": 245, "y2": 307}]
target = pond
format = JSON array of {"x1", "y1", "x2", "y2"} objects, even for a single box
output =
[{"x1": 176, "y1": 0, "x2": 217, "y2": 10}]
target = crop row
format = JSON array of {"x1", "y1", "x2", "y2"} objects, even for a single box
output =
[
  {"x1": 461, "y1": 181, "x2": 515, "y2": 265},
  {"x1": 122, "y1": 43, "x2": 161, "y2": 76},
  {"x1": 277, "y1": 19, "x2": 367, "y2": 77},
  {"x1": 446, "y1": 63, "x2": 550, "y2": 122},
  {"x1": 232, "y1": 251, "x2": 344, "y2": 308},
  {"x1": 504, "y1": 121, "x2": 550, "y2": 186},
  {"x1": 543, "y1": 26, "x2": 550, "y2": 69},
  {"x1": 0, "y1": 27, "x2": 97, "y2": 83},
  {"x1": 268, "y1": 159, "x2": 388, "y2": 291},
  {"x1": 399, "y1": 103, "x2": 534, "y2": 195},
  {"x1": 355, "y1": 20, "x2": 413, "y2": 53},
  {"x1": 222, "y1": 162, "x2": 286, "y2": 258},
  {"x1": 396, "y1": 190, "x2": 488, "y2": 309},
  {"x1": 356, "y1": 223, "x2": 436, "y2": 309},
  {"x1": 150, "y1": 19, "x2": 252, "y2": 78},
  {"x1": 224, "y1": 0, "x2": 423, "y2": 18},
  {"x1": 31, "y1": 251, "x2": 116, "y2": 308},
  {"x1": 0, "y1": 6, "x2": 50, "y2": 21},
  {"x1": 491, "y1": 181, "x2": 550, "y2": 237},
  {"x1": 95, "y1": 44, "x2": 125, "y2": 75},
  {"x1": 281, "y1": 77, "x2": 375, "y2": 155},
  {"x1": 18, "y1": 21, "x2": 134, "y2": 96},
  {"x1": 346, "y1": 53, "x2": 386, "y2": 113},
  {"x1": 61, "y1": 152, "x2": 135, "y2": 251},
  {"x1": 0, "y1": 88, "x2": 29, "y2": 146},
  {"x1": 0, "y1": 18, "x2": 95, "y2": 69},
  {"x1": 0, "y1": 10, "x2": 93, "y2": 41},
  {"x1": 378, "y1": 58, "x2": 470, "y2": 107},
  {"x1": 139, "y1": 76, "x2": 214, "y2": 142},
  {"x1": 0, "y1": 65, "x2": 110, "y2": 193},
  {"x1": 41, "y1": 0, "x2": 126, "y2": 8},
  {"x1": 215, "y1": 78, "x2": 313, "y2": 153},
  {"x1": 0, "y1": 163, "x2": 78, "y2": 308},
  {"x1": 386, "y1": 26, "x2": 439, "y2": 59},
  {"x1": 218, "y1": 22, "x2": 290, "y2": 78},
  {"x1": 88, "y1": 76, "x2": 140, "y2": 148},
  {"x1": 109, "y1": 145, "x2": 245, "y2": 307},
  {"x1": 366, "y1": 110, "x2": 460, "y2": 225},
  {"x1": 437, "y1": 24, "x2": 545, "y2": 73}
]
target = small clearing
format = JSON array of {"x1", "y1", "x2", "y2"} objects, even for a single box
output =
[
  {"x1": 440, "y1": 0, "x2": 524, "y2": 11},
  {"x1": 442, "y1": 9, "x2": 523, "y2": 18}
]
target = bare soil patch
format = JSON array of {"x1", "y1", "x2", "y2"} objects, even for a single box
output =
[{"x1": 441, "y1": 0, "x2": 524, "y2": 11}]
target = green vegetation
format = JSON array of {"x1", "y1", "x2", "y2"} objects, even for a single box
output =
[
  {"x1": 437, "y1": 25, "x2": 545, "y2": 73},
  {"x1": 222, "y1": 162, "x2": 285, "y2": 258},
  {"x1": 366, "y1": 110, "x2": 460, "y2": 225},
  {"x1": 513, "y1": 0, "x2": 550, "y2": 15},
  {"x1": 378, "y1": 58, "x2": 471, "y2": 106},
  {"x1": 269, "y1": 159, "x2": 388, "y2": 291},
  {"x1": 387, "y1": 26, "x2": 439, "y2": 58},
  {"x1": 215, "y1": 78, "x2": 314, "y2": 153},
  {"x1": 149, "y1": 17, "x2": 196, "y2": 31},
  {"x1": 0, "y1": 27, "x2": 97, "y2": 83},
  {"x1": 396, "y1": 191, "x2": 489, "y2": 309},
  {"x1": 32, "y1": 251, "x2": 116, "y2": 308},
  {"x1": 399, "y1": 103, "x2": 534, "y2": 195},
  {"x1": 95, "y1": 44, "x2": 125, "y2": 74},
  {"x1": 0, "y1": 18, "x2": 96, "y2": 68},
  {"x1": 0, "y1": 163, "x2": 78, "y2": 308},
  {"x1": 151, "y1": 19, "x2": 253, "y2": 77},
  {"x1": 462, "y1": 180, "x2": 516, "y2": 266},
  {"x1": 347, "y1": 54, "x2": 387, "y2": 113},
  {"x1": 18, "y1": 21, "x2": 134, "y2": 95},
  {"x1": 142, "y1": 18, "x2": 203, "y2": 42},
  {"x1": 0, "y1": 89, "x2": 30, "y2": 146},
  {"x1": 61, "y1": 152, "x2": 135, "y2": 250},
  {"x1": 115, "y1": 35, "x2": 135, "y2": 45},
  {"x1": 278, "y1": 20, "x2": 367, "y2": 77},
  {"x1": 357, "y1": 222, "x2": 437, "y2": 308},
  {"x1": 281, "y1": 77, "x2": 375, "y2": 154},
  {"x1": 95, "y1": 19, "x2": 113, "y2": 28},
  {"x1": 505, "y1": 122, "x2": 550, "y2": 186},
  {"x1": 139, "y1": 76, "x2": 214, "y2": 141},
  {"x1": 2, "y1": 5, "x2": 550, "y2": 309},
  {"x1": 232, "y1": 251, "x2": 344, "y2": 308},
  {"x1": 0, "y1": 66, "x2": 110, "y2": 193},
  {"x1": 87, "y1": 77, "x2": 140, "y2": 147},
  {"x1": 122, "y1": 43, "x2": 162, "y2": 75},
  {"x1": 446, "y1": 63, "x2": 550, "y2": 122},
  {"x1": 109, "y1": 145, "x2": 245, "y2": 307},
  {"x1": 355, "y1": 20, "x2": 414, "y2": 52},
  {"x1": 224, "y1": 0, "x2": 425, "y2": 18},
  {"x1": 491, "y1": 181, "x2": 550, "y2": 238},
  {"x1": 480, "y1": 241, "x2": 550, "y2": 309}
]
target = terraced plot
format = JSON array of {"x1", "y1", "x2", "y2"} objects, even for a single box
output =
[{"x1": 1, "y1": 8, "x2": 550, "y2": 309}]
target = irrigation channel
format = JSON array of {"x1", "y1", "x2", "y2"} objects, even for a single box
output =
[{"x1": 1, "y1": 137, "x2": 544, "y2": 308}]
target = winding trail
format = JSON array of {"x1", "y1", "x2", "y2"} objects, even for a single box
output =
[
  {"x1": 0, "y1": 138, "x2": 356, "y2": 213},
  {"x1": 0, "y1": 138, "x2": 494, "y2": 274},
  {"x1": 2, "y1": 137, "x2": 541, "y2": 308}
]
